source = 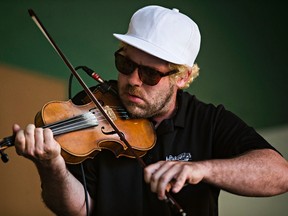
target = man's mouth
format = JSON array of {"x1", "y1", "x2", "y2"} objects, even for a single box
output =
[
  {"x1": 126, "y1": 92, "x2": 144, "y2": 103},
  {"x1": 124, "y1": 86, "x2": 146, "y2": 104}
]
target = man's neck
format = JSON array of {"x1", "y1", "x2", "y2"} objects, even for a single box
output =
[{"x1": 152, "y1": 96, "x2": 178, "y2": 128}]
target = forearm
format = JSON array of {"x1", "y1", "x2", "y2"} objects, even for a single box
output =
[
  {"x1": 13, "y1": 124, "x2": 93, "y2": 215},
  {"x1": 36, "y1": 156, "x2": 91, "y2": 216},
  {"x1": 203, "y1": 149, "x2": 288, "y2": 196}
]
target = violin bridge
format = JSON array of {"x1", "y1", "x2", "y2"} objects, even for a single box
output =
[{"x1": 104, "y1": 105, "x2": 117, "y2": 121}]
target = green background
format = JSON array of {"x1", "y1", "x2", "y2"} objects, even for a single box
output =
[
  {"x1": 0, "y1": 1, "x2": 287, "y2": 215},
  {"x1": 1, "y1": 0, "x2": 287, "y2": 129}
]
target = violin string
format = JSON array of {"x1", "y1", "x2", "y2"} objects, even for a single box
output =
[
  {"x1": 43, "y1": 112, "x2": 98, "y2": 136},
  {"x1": 1, "y1": 108, "x2": 129, "y2": 149},
  {"x1": 42, "y1": 113, "x2": 91, "y2": 129},
  {"x1": 91, "y1": 106, "x2": 130, "y2": 119},
  {"x1": 54, "y1": 114, "x2": 98, "y2": 135},
  {"x1": 52, "y1": 120, "x2": 96, "y2": 136}
]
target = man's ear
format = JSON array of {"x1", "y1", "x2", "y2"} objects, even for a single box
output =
[{"x1": 176, "y1": 69, "x2": 192, "y2": 89}]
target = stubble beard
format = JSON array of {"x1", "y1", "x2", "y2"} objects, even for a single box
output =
[{"x1": 119, "y1": 84, "x2": 175, "y2": 119}]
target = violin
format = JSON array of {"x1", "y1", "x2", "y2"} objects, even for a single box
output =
[{"x1": 0, "y1": 82, "x2": 156, "y2": 164}]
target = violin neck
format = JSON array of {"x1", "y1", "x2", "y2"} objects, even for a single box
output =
[{"x1": 0, "y1": 136, "x2": 14, "y2": 151}]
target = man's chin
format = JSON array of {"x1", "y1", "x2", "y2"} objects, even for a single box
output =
[{"x1": 125, "y1": 105, "x2": 150, "y2": 119}]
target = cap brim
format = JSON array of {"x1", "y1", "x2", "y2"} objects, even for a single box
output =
[{"x1": 113, "y1": 33, "x2": 185, "y2": 65}]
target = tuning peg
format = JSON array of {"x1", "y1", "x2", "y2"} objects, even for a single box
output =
[{"x1": 0, "y1": 150, "x2": 9, "y2": 163}]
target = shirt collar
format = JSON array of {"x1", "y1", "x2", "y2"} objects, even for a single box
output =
[
  {"x1": 156, "y1": 90, "x2": 186, "y2": 135},
  {"x1": 174, "y1": 90, "x2": 187, "y2": 128}
]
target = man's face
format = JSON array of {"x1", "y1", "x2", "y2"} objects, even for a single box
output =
[{"x1": 117, "y1": 46, "x2": 177, "y2": 119}]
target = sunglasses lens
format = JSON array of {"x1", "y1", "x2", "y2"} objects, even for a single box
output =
[
  {"x1": 139, "y1": 67, "x2": 161, "y2": 86},
  {"x1": 115, "y1": 53, "x2": 135, "y2": 75},
  {"x1": 114, "y1": 51, "x2": 174, "y2": 86}
]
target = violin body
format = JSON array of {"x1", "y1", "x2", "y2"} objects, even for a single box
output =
[{"x1": 34, "y1": 84, "x2": 156, "y2": 164}]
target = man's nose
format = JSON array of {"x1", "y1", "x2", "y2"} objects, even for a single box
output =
[{"x1": 127, "y1": 68, "x2": 143, "y2": 86}]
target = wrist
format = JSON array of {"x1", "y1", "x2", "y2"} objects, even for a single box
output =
[
  {"x1": 198, "y1": 160, "x2": 213, "y2": 182},
  {"x1": 35, "y1": 155, "x2": 66, "y2": 172}
]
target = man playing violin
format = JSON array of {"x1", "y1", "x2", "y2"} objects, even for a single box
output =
[{"x1": 13, "y1": 5, "x2": 288, "y2": 216}]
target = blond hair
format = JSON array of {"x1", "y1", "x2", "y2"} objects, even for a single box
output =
[{"x1": 169, "y1": 63, "x2": 200, "y2": 89}]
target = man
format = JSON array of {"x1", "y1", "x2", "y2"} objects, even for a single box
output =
[{"x1": 13, "y1": 5, "x2": 288, "y2": 216}]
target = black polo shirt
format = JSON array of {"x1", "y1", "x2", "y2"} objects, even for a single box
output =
[{"x1": 67, "y1": 90, "x2": 276, "y2": 216}]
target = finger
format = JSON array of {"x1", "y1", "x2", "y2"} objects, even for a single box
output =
[
  {"x1": 34, "y1": 127, "x2": 44, "y2": 159},
  {"x1": 171, "y1": 164, "x2": 190, "y2": 193},
  {"x1": 14, "y1": 129, "x2": 26, "y2": 156},
  {"x1": 42, "y1": 128, "x2": 61, "y2": 160},
  {"x1": 42, "y1": 128, "x2": 54, "y2": 144},
  {"x1": 152, "y1": 162, "x2": 181, "y2": 199},
  {"x1": 24, "y1": 124, "x2": 36, "y2": 155},
  {"x1": 42, "y1": 128, "x2": 57, "y2": 154},
  {"x1": 12, "y1": 124, "x2": 21, "y2": 134},
  {"x1": 144, "y1": 161, "x2": 164, "y2": 183},
  {"x1": 149, "y1": 162, "x2": 174, "y2": 193},
  {"x1": 35, "y1": 128, "x2": 57, "y2": 160}
]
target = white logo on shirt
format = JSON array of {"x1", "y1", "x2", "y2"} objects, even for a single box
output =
[{"x1": 166, "y1": 152, "x2": 191, "y2": 161}]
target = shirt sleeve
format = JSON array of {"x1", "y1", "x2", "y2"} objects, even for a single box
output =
[{"x1": 211, "y1": 105, "x2": 280, "y2": 158}]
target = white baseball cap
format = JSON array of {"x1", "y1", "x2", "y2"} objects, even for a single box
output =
[{"x1": 113, "y1": 5, "x2": 201, "y2": 67}]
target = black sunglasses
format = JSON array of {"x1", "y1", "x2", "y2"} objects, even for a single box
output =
[{"x1": 114, "y1": 48, "x2": 178, "y2": 86}]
